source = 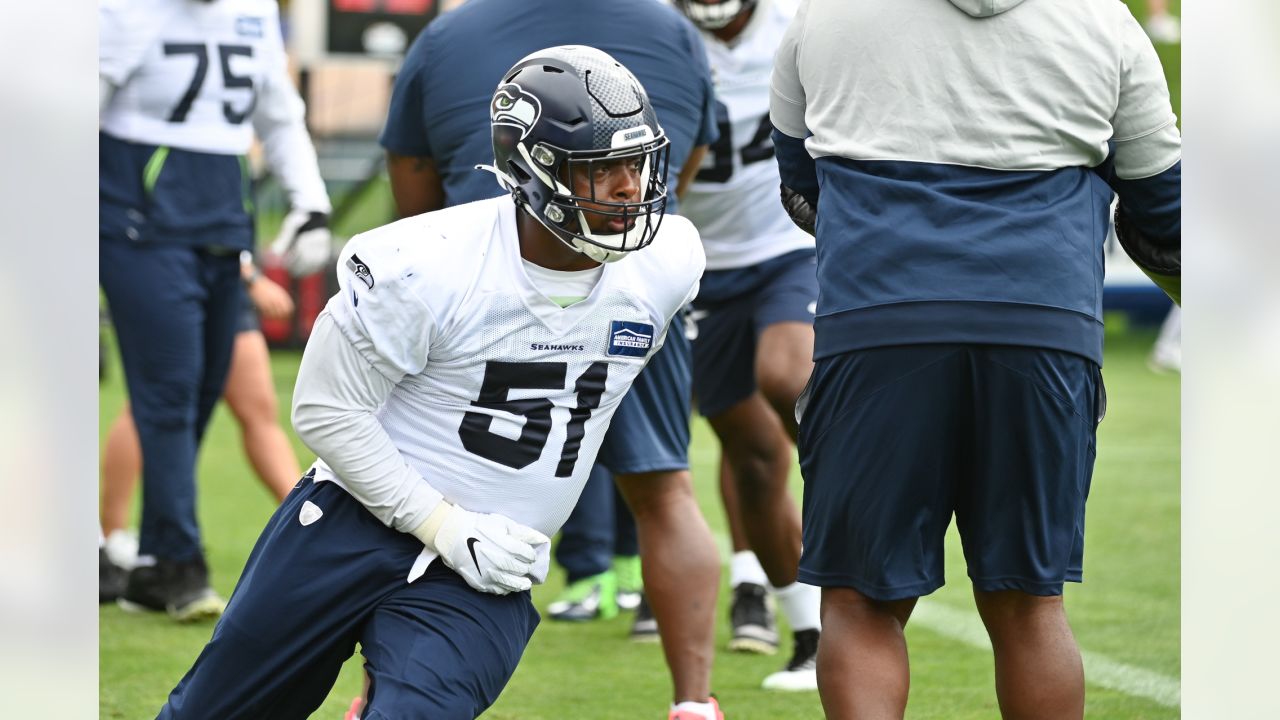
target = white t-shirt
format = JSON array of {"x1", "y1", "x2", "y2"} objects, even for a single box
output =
[{"x1": 521, "y1": 260, "x2": 603, "y2": 308}]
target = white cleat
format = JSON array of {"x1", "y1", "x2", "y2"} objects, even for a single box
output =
[{"x1": 761, "y1": 628, "x2": 819, "y2": 691}]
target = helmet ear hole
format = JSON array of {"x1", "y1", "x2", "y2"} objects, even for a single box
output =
[{"x1": 507, "y1": 161, "x2": 532, "y2": 185}]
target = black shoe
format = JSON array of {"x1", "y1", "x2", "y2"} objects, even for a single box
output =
[
  {"x1": 762, "y1": 628, "x2": 819, "y2": 691},
  {"x1": 728, "y1": 582, "x2": 779, "y2": 655},
  {"x1": 119, "y1": 555, "x2": 225, "y2": 622},
  {"x1": 99, "y1": 547, "x2": 128, "y2": 604},
  {"x1": 629, "y1": 593, "x2": 660, "y2": 643}
]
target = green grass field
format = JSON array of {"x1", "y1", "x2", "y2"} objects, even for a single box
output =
[
  {"x1": 99, "y1": 328, "x2": 1178, "y2": 719},
  {"x1": 101, "y1": 1, "x2": 1181, "y2": 715}
]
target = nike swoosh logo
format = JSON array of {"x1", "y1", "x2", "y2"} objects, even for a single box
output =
[{"x1": 466, "y1": 537, "x2": 482, "y2": 573}]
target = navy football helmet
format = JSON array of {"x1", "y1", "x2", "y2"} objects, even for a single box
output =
[
  {"x1": 676, "y1": 0, "x2": 758, "y2": 30},
  {"x1": 481, "y1": 45, "x2": 671, "y2": 263}
]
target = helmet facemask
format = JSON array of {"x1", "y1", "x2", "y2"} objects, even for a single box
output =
[{"x1": 517, "y1": 134, "x2": 670, "y2": 263}]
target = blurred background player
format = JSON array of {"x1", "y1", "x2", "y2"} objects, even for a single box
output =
[
  {"x1": 674, "y1": 0, "x2": 821, "y2": 691},
  {"x1": 99, "y1": 252, "x2": 301, "y2": 577},
  {"x1": 545, "y1": 464, "x2": 643, "y2": 621},
  {"x1": 379, "y1": 2, "x2": 724, "y2": 717},
  {"x1": 771, "y1": 0, "x2": 1180, "y2": 717},
  {"x1": 157, "y1": 47, "x2": 709, "y2": 719},
  {"x1": 99, "y1": 0, "x2": 331, "y2": 621}
]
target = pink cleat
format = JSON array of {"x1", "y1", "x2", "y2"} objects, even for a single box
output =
[
  {"x1": 343, "y1": 697, "x2": 363, "y2": 720},
  {"x1": 668, "y1": 697, "x2": 724, "y2": 720}
]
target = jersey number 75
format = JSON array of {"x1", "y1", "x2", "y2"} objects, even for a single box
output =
[{"x1": 163, "y1": 42, "x2": 257, "y2": 124}]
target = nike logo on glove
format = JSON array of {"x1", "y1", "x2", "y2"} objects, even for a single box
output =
[{"x1": 466, "y1": 537, "x2": 482, "y2": 573}]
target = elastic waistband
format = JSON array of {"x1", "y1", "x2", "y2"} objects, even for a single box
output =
[{"x1": 813, "y1": 301, "x2": 1103, "y2": 365}]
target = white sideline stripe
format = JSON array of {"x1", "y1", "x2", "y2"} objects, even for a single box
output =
[
  {"x1": 709, "y1": 533, "x2": 1179, "y2": 707},
  {"x1": 910, "y1": 601, "x2": 1181, "y2": 708}
]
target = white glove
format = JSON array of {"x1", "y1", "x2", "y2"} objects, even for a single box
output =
[
  {"x1": 413, "y1": 502, "x2": 550, "y2": 595},
  {"x1": 270, "y1": 209, "x2": 332, "y2": 277}
]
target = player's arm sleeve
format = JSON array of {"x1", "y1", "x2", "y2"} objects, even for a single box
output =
[
  {"x1": 769, "y1": 1, "x2": 819, "y2": 207},
  {"x1": 291, "y1": 236, "x2": 441, "y2": 533},
  {"x1": 1102, "y1": 12, "x2": 1181, "y2": 302},
  {"x1": 379, "y1": 28, "x2": 435, "y2": 158},
  {"x1": 250, "y1": 12, "x2": 331, "y2": 214},
  {"x1": 98, "y1": 0, "x2": 167, "y2": 118},
  {"x1": 292, "y1": 313, "x2": 444, "y2": 534},
  {"x1": 381, "y1": 31, "x2": 444, "y2": 216},
  {"x1": 1109, "y1": 13, "x2": 1181, "y2": 240}
]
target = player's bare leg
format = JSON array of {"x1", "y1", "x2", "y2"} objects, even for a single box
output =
[
  {"x1": 709, "y1": 397, "x2": 798, "y2": 588},
  {"x1": 817, "y1": 588, "x2": 916, "y2": 720},
  {"x1": 101, "y1": 406, "x2": 140, "y2": 536},
  {"x1": 973, "y1": 590, "x2": 1084, "y2": 720},
  {"x1": 616, "y1": 469, "x2": 719, "y2": 704},
  {"x1": 222, "y1": 330, "x2": 298, "y2": 501},
  {"x1": 718, "y1": 456, "x2": 752, "y2": 561},
  {"x1": 719, "y1": 453, "x2": 780, "y2": 656},
  {"x1": 755, "y1": 320, "x2": 814, "y2": 442}
]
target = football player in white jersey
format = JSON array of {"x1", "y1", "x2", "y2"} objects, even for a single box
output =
[
  {"x1": 675, "y1": 0, "x2": 823, "y2": 691},
  {"x1": 156, "y1": 47, "x2": 717, "y2": 720},
  {"x1": 99, "y1": 0, "x2": 330, "y2": 621}
]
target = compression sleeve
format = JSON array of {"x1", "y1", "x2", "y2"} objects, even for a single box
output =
[{"x1": 292, "y1": 312, "x2": 444, "y2": 534}]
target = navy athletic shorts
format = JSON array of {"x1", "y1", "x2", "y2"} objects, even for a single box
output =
[
  {"x1": 691, "y1": 249, "x2": 817, "y2": 417},
  {"x1": 597, "y1": 319, "x2": 693, "y2": 475},
  {"x1": 159, "y1": 472, "x2": 539, "y2": 720},
  {"x1": 796, "y1": 344, "x2": 1104, "y2": 600}
]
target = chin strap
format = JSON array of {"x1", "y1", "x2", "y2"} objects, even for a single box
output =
[{"x1": 474, "y1": 163, "x2": 521, "y2": 197}]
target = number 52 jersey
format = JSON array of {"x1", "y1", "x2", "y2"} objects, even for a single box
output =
[{"x1": 312, "y1": 195, "x2": 705, "y2": 540}]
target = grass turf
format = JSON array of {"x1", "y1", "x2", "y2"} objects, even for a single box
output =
[
  {"x1": 102, "y1": 3, "x2": 1180, "y2": 714},
  {"x1": 99, "y1": 328, "x2": 1178, "y2": 718}
]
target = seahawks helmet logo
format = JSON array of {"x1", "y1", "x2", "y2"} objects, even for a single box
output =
[{"x1": 491, "y1": 83, "x2": 542, "y2": 140}]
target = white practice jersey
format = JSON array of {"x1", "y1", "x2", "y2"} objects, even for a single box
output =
[
  {"x1": 312, "y1": 196, "x2": 704, "y2": 541},
  {"x1": 100, "y1": 0, "x2": 327, "y2": 210},
  {"x1": 681, "y1": 0, "x2": 814, "y2": 272},
  {"x1": 101, "y1": 0, "x2": 288, "y2": 154}
]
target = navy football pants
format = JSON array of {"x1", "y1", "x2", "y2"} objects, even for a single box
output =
[
  {"x1": 100, "y1": 235, "x2": 242, "y2": 562},
  {"x1": 158, "y1": 474, "x2": 539, "y2": 719}
]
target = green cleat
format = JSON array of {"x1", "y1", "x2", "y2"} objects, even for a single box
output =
[
  {"x1": 613, "y1": 555, "x2": 643, "y2": 611},
  {"x1": 547, "y1": 570, "x2": 618, "y2": 621}
]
